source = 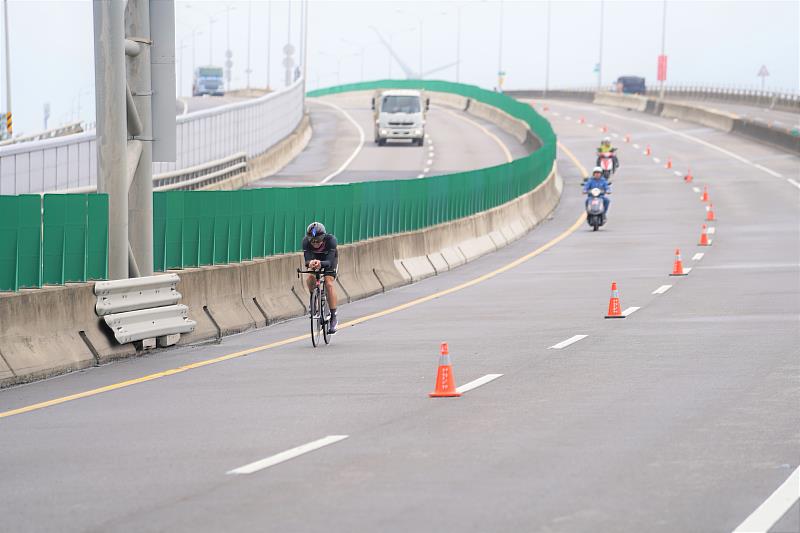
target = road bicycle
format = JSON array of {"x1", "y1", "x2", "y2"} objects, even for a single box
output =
[{"x1": 297, "y1": 268, "x2": 334, "y2": 347}]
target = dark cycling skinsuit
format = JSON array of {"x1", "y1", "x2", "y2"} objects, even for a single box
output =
[{"x1": 302, "y1": 234, "x2": 338, "y2": 275}]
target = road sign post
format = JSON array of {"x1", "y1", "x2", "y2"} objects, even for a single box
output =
[{"x1": 757, "y1": 65, "x2": 769, "y2": 92}]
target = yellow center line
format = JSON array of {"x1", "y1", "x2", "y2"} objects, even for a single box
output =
[{"x1": 0, "y1": 142, "x2": 587, "y2": 421}]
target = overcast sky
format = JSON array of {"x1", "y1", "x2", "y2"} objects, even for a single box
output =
[{"x1": 1, "y1": 0, "x2": 797, "y2": 135}]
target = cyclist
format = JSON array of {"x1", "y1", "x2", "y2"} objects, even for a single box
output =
[
  {"x1": 302, "y1": 222, "x2": 339, "y2": 333},
  {"x1": 596, "y1": 136, "x2": 619, "y2": 173}
]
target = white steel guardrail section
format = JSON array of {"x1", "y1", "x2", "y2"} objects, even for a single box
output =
[
  {"x1": 0, "y1": 79, "x2": 304, "y2": 195},
  {"x1": 94, "y1": 273, "x2": 196, "y2": 346}
]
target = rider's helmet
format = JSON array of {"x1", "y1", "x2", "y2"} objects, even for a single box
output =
[
  {"x1": 306, "y1": 221, "x2": 326, "y2": 239},
  {"x1": 601, "y1": 136, "x2": 611, "y2": 146},
  {"x1": 592, "y1": 166, "x2": 603, "y2": 176}
]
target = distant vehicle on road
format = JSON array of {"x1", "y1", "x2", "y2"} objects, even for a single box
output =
[
  {"x1": 615, "y1": 76, "x2": 646, "y2": 95},
  {"x1": 371, "y1": 89, "x2": 429, "y2": 146},
  {"x1": 192, "y1": 66, "x2": 225, "y2": 96}
]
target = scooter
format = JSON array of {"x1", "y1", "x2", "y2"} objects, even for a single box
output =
[
  {"x1": 585, "y1": 188, "x2": 609, "y2": 231},
  {"x1": 597, "y1": 150, "x2": 617, "y2": 181}
]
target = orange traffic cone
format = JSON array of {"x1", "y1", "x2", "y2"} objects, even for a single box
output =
[
  {"x1": 601, "y1": 125, "x2": 608, "y2": 133},
  {"x1": 665, "y1": 158, "x2": 673, "y2": 169},
  {"x1": 429, "y1": 342, "x2": 461, "y2": 398},
  {"x1": 645, "y1": 145, "x2": 652, "y2": 156},
  {"x1": 624, "y1": 134, "x2": 631, "y2": 143},
  {"x1": 579, "y1": 116, "x2": 586, "y2": 124},
  {"x1": 700, "y1": 186, "x2": 709, "y2": 202},
  {"x1": 684, "y1": 167, "x2": 693, "y2": 182},
  {"x1": 669, "y1": 248, "x2": 688, "y2": 276},
  {"x1": 605, "y1": 282, "x2": 625, "y2": 319},
  {"x1": 706, "y1": 203, "x2": 716, "y2": 221},
  {"x1": 543, "y1": 105, "x2": 549, "y2": 112},
  {"x1": 698, "y1": 224, "x2": 712, "y2": 246}
]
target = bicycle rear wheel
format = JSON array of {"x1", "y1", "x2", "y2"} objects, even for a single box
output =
[{"x1": 310, "y1": 291, "x2": 322, "y2": 347}]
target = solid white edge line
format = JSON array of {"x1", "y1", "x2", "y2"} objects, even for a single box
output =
[
  {"x1": 443, "y1": 108, "x2": 513, "y2": 163},
  {"x1": 456, "y1": 373, "x2": 503, "y2": 394},
  {"x1": 549, "y1": 334, "x2": 588, "y2": 350},
  {"x1": 622, "y1": 306, "x2": 641, "y2": 316},
  {"x1": 652, "y1": 285, "x2": 672, "y2": 295},
  {"x1": 692, "y1": 253, "x2": 704, "y2": 261},
  {"x1": 787, "y1": 178, "x2": 800, "y2": 190},
  {"x1": 753, "y1": 163, "x2": 783, "y2": 178},
  {"x1": 311, "y1": 99, "x2": 365, "y2": 185},
  {"x1": 227, "y1": 435, "x2": 349, "y2": 475},
  {"x1": 733, "y1": 466, "x2": 800, "y2": 533}
]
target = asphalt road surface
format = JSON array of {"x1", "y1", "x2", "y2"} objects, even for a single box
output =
[
  {"x1": 248, "y1": 91, "x2": 528, "y2": 187},
  {"x1": 1, "y1": 96, "x2": 797, "y2": 533}
]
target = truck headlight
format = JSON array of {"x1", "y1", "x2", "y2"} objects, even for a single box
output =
[
  {"x1": 380, "y1": 129, "x2": 388, "y2": 135},
  {"x1": 413, "y1": 129, "x2": 422, "y2": 136}
]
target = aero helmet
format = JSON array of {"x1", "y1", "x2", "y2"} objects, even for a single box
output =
[{"x1": 306, "y1": 221, "x2": 326, "y2": 238}]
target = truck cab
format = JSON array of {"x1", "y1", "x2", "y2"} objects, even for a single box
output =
[
  {"x1": 192, "y1": 66, "x2": 225, "y2": 97},
  {"x1": 371, "y1": 89, "x2": 429, "y2": 146}
]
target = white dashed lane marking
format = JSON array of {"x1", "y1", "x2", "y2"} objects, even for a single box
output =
[
  {"x1": 456, "y1": 374, "x2": 503, "y2": 394},
  {"x1": 692, "y1": 253, "x2": 704, "y2": 261},
  {"x1": 652, "y1": 285, "x2": 672, "y2": 295},
  {"x1": 227, "y1": 435, "x2": 349, "y2": 475},
  {"x1": 633, "y1": 143, "x2": 640, "y2": 149},
  {"x1": 653, "y1": 157, "x2": 661, "y2": 163},
  {"x1": 549, "y1": 335, "x2": 588, "y2": 350},
  {"x1": 622, "y1": 307, "x2": 641, "y2": 317}
]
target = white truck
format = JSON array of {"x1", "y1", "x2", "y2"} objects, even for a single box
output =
[{"x1": 372, "y1": 89, "x2": 429, "y2": 146}]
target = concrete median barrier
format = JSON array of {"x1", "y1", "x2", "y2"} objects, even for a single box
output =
[
  {"x1": 593, "y1": 92, "x2": 648, "y2": 112},
  {"x1": 0, "y1": 284, "x2": 136, "y2": 388},
  {"x1": 660, "y1": 102, "x2": 736, "y2": 132}
]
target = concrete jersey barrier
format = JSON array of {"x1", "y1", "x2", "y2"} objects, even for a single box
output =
[{"x1": 0, "y1": 85, "x2": 561, "y2": 388}]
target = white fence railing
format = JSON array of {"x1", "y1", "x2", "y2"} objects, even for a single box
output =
[{"x1": 0, "y1": 79, "x2": 304, "y2": 195}]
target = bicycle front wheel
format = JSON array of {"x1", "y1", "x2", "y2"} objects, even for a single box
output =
[
  {"x1": 321, "y1": 290, "x2": 330, "y2": 345},
  {"x1": 310, "y1": 290, "x2": 322, "y2": 347}
]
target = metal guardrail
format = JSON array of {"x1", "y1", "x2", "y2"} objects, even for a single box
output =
[
  {"x1": 59, "y1": 152, "x2": 248, "y2": 194},
  {"x1": 0, "y1": 79, "x2": 303, "y2": 195},
  {"x1": 94, "y1": 273, "x2": 195, "y2": 346}
]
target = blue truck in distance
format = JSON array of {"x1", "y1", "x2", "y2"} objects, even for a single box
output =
[{"x1": 192, "y1": 66, "x2": 225, "y2": 96}]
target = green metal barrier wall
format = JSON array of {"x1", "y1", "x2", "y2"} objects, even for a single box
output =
[
  {"x1": 0, "y1": 194, "x2": 108, "y2": 292},
  {"x1": 153, "y1": 80, "x2": 556, "y2": 272}
]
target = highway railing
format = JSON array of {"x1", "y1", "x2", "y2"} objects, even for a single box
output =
[
  {"x1": 0, "y1": 194, "x2": 108, "y2": 291},
  {"x1": 152, "y1": 80, "x2": 556, "y2": 271},
  {"x1": 0, "y1": 79, "x2": 304, "y2": 195}
]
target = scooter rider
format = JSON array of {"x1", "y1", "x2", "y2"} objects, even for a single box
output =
[
  {"x1": 583, "y1": 166, "x2": 612, "y2": 213},
  {"x1": 596, "y1": 136, "x2": 619, "y2": 172}
]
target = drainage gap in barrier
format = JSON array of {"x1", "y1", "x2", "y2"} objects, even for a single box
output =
[
  {"x1": 79, "y1": 331, "x2": 101, "y2": 366},
  {"x1": 464, "y1": 98, "x2": 471, "y2": 112},
  {"x1": 0, "y1": 348, "x2": 17, "y2": 377},
  {"x1": 252, "y1": 297, "x2": 270, "y2": 326},
  {"x1": 426, "y1": 255, "x2": 439, "y2": 275},
  {"x1": 400, "y1": 261, "x2": 414, "y2": 282},
  {"x1": 203, "y1": 306, "x2": 222, "y2": 341},
  {"x1": 335, "y1": 278, "x2": 351, "y2": 303},
  {"x1": 372, "y1": 268, "x2": 385, "y2": 292},
  {"x1": 290, "y1": 287, "x2": 307, "y2": 312},
  {"x1": 440, "y1": 254, "x2": 451, "y2": 271}
]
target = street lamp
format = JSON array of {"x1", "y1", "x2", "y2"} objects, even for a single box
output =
[
  {"x1": 386, "y1": 27, "x2": 415, "y2": 79},
  {"x1": 2, "y1": 0, "x2": 12, "y2": 137},
  {"x1": 318, "y1": 51, "x2": 342, "y2": 86},
  {"x1": 185, "y1": 3, "x2": 235, "y2": 67},
  {"x1": 341, "y1": 38, "x2": 367, "y2": 81},
  {"x1": 395, "y1": 9, "x2": 423, "y2": 78}
]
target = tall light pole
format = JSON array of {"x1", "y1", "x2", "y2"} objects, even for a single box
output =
[
  {"x1": 498, "y1": 0, "x2": 504, "y2": 90},
  {"x1": 341, "y1": 38, "x2": 366, "y2": 81},
  {"x1": 2, "y1": 0, "x2": 12, "y2": 137},
  {"x1": 544, "y1": 0, "x2": 551, "y2": 95},
  {"x1": 597, "y1": 0, "x2": 604, "y2": 90},
  {"x1": 395, "y1": 10, "x2": 423, "y2": 78},
  {"x1": 246, "y1": 1, "x2": 253, "y2": 89},
  {"x1": 659, "y1": 0, "x2": 667, "y2": 99},
  {"x1": 456, "y1": 4, "x2": 462, "y2": 83},
  {"x1": 266, "y1": 0, "x2": 272, "y2": 89},
  {"x1": 302, "y1": 0, "x2": 309, "y2": 85}
]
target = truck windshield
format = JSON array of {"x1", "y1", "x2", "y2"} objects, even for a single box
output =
[
  {"x1": 198, "y1": 67, "x2": 223, "y2": 78},
  {"x1": 381, "y1": 95, "x2": 420, "y2": 114}
]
